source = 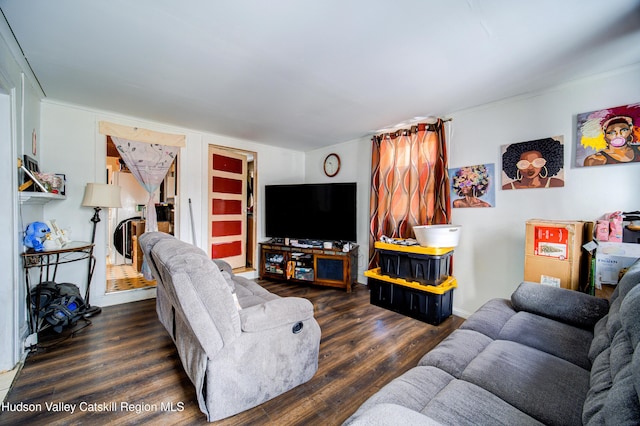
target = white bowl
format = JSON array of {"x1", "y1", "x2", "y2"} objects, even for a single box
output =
[{"x1": 413, "y1": 225, "x2": 461, "y2": 247}]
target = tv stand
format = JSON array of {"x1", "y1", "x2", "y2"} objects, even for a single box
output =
[{"x1": 259, "y1": 240, "x2": 358, "y2": 292}]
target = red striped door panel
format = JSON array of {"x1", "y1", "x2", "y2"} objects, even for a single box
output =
[
  {"x1": 211, "y1": 241, "x2": 242, "y2": 258},
  {"x1": 213, "y1": 154, "x2": 243, "y2": 174},
  {"x1": 212, "y1": 199, "x2": 242, "y2": 215},
  {"x1": 211, "y1": 220, "x2": 242, "y2": 237},
  {"x1": 212, "y1": 176, "x2": 243, "y2": 194}
]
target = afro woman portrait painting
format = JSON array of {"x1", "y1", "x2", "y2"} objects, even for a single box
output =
[{"x1": 501, "y1": 136, "x2": 564, "y2": 190}]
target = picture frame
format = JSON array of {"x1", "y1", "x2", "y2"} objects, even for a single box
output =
[
  {"x1": 22, "y1": 155, "x2": 40, "y2": 191},
  {"x1": 501, "y1": 136, "x2": 565, "y2": 190},
  {"x1": 575, "y1": 102, "x2": 640, "y2": 167},
  {"x1": 47, "y1": 219, "x2": 70, "y2": 246},
  {"x1": 20, "y1": 164, "x2": 48, "y2": 192},
  {"x1": 23, "y1": 155, "x2": 39, "y2": 173},
  {"x1": 449, "y1": 163, "x2": 495, "y2": 208},
  {"x1": 55, "y1": 173, "x2": 66, "y2": 195}
]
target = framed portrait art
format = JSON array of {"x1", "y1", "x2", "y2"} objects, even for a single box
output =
[
  {"x1": 449, "y1": 163, "x2": 495, "y2": 208},
  {"x1": 575, "y1": 102, "x2": 640, "y2": 167},
  {"x1": 501, "y1": 136, "x2": 564, "y2": 190}
]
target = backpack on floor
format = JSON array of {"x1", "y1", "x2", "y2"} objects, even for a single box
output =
[{"x1": 31, "y1": 281, "x2": 87, "y2": 333}]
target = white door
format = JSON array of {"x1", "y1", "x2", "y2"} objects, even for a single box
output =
[{"x1": 208, "y1": 146, "x2": 247, "y2": 269}]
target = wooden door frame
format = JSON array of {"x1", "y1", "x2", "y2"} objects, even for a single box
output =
[{"x1": 208, "y1": 144, "x2": 258, "y2": 272}]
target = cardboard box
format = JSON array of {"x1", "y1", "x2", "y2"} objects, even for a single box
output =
[
  {"x1": 595, "y1": 242, "x2": 640, "y2": 286},
  {"x1": 524, "y1": 220, "x2": 593, "y2": 291}
]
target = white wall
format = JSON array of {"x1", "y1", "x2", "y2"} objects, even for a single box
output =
[
  {"x1": 0, "y1": 18, "x2": 45, "y2": 370},
  {"x1": 305, "y1": 140, "x2": 372, "y2": 283},
  {"x1": 41, "y1": 101, "x2": 306, "y2": 309},
  {"x1": 448, "y1": 64, "x2": 640, "y2": 316},
  {"x1": 305, "y1": 64, "x2": 640, "y2": 317},
  {"x1": 0, "y1": 89, "x2": 17, "y2": 372}
]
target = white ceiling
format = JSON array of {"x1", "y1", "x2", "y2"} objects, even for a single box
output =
[{"x1": 1, "y1": 0, "x2": 639, "y2": 151}]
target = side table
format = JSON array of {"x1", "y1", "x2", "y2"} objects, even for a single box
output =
[{"x1": 21, "y1": 241, "x2": 95, "y2": 335}]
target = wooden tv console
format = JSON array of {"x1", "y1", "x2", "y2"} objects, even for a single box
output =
[{"x1": 259, "y1": 240, "x2": 358, "y2": 292}]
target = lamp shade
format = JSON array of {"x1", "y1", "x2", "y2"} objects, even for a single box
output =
[{"x1": 82, "y1": 183, "x2": 123, "y2": 208}]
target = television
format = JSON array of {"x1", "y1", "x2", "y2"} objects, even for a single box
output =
[{"x1": 265, "y1": 182, "x2": 357, "y2": 242}]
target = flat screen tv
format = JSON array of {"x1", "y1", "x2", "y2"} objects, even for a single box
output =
[{"x1": 265, "y1": 182, "x2": 357, "y2": 242}]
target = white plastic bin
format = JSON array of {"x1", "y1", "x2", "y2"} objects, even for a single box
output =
[{"x1": 413, "y1": 225, "x2": 461, "y2": 247}]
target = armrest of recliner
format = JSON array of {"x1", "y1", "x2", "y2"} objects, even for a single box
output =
[
  {"x1": 212, "y1": 258, "x2": 233, "y2": 275},
  {"x1": 511, "y1": 281, "x2": 609, "y2": 329},
  {"x1": 239, "y1": 297, "x2": 315, "y2": 332}
]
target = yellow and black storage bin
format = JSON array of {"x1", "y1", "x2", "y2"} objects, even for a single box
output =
[
  {"x1": 369, "y1": 242, "x2": 456, "y2": 325},
  {"x1": 376, "y1": 242, "x2": 453, "y2": 285},
  {"x1": 365, "y1": 268, "x2": 456, "y2": 325}
]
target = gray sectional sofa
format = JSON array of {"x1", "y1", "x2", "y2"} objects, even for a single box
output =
[
  {"x1": 139, "y1": 232, "x2": 321, "y2": 422},
  {"x1": 345, "y1": 258, "x2": 640, "y2": 425}
]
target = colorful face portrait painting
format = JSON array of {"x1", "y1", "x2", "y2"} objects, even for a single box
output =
[
  {"x1": 450, "y1": 163, "x2": 495, "y2": 208},
  {"x1": 501, "y1": 136, "x2": 564, "y2": 190},
  {"x1": 576, "y1": 103, "x2": 640, "y2": 167}
]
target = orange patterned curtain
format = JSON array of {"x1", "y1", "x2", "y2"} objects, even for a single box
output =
[{"x1": 369, "y1": 120, "x2": 451, "y2": 268}]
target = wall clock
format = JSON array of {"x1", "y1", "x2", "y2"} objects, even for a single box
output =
[{"x1": 323, "y1": 153, "x2": 341, "y2": 177}]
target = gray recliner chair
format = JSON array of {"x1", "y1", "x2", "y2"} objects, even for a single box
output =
[{"x1": 139, "y1": 232, "x2": 321, "y2": 422}]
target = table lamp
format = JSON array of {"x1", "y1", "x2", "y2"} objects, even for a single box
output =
[{"x1": 81, "y1": 183, "x2": 122, "y2": 316}]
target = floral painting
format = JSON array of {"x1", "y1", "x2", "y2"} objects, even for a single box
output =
[
  {"x1": 575, "y1": 103, "x2": 640, "y2": 167},
  {"x1": 501, "y1": 136, "x2": 564, "y2": 190},
  {"x1": 450, "y1": 163, "x2": 495, "y2": 208}
]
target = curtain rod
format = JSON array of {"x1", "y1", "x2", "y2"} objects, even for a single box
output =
[{"x1": 372, "y1": 117, "x2": 452, "y2": 136}]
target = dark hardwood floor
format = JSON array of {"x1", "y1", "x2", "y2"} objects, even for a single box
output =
[{"x1": 1, "y1": 279, "x2": 464, "y2": 425}]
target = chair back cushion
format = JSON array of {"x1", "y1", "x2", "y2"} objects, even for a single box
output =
[
  {"x1": 583, "y1": 259, "x2": 640, "y2": 424},
  {"x1": 150, "y1": 237, "x2": 242, "y2": 356}
]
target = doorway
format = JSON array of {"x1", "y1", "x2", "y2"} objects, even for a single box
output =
[{"x1": 105, "y1": 136, "x2": 177, "y2": 293}]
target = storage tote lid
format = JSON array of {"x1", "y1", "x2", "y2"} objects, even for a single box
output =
[{"x1": 375, "y1": 241, "x2": 454, "y2": 255}]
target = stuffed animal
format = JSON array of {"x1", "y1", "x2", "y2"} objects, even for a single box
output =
[{"x1": 24, "y1": 221, "x2": 51, "y2": 252}]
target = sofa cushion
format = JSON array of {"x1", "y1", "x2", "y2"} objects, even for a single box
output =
[
  {"x1": 587, "y1": 272, "x2": 640, "y2": 364},
  {"x1": 606, "y1": 297, "x2": 624, "y2": 338},
  {"x1": 498, "y1": 311, "x2": 593, "y2": 369},
  {"x1": 345, "y1": 403, "x2": 444, "y2": 425},
  {"x1": 582, "y1": 346, "x2": 613, "y2": 425},
  {"x1": 609, "y1": 328, "x2": 634, "y2": 379},
  {"x1": 349, "y1": 366, "x2": 454, "y2": 416},
  {"x1": 422, "y1": 379, "x2": 544, "y2": 426},
  {"x1": 589, "y1": 314, "x2": 610, "y2": 362},
  {"x1": 511, "y1": 281, "x2": 609, "y2": 330},
  {"x1": 152, "y1": 239, "x2": 241, "y2": 354},
  {"x1": 234, "y1": 276, "x2": 280, "y2": 308},
  {"x1": 239, "y1": 297, "x2": 314, "y2": 332},
  {"x1": 584, "y1": 282, "x2": 640, "y2": 425},
  {"x1": 139, "y1": 232, "x2": 175, "y2": 282},
  {"x1": 212, "y1": 258, "x2": 234, "y2": 275},
  {"x1": 620, "y1": 284, "x2": 640, "y2": 348},
  {"x1": 602, "y1": 371, "x2": 640, "y2": 425},
  {"x1": 234, "y1": 275, "x2": 274, "y2": 296},
  {"x1": 461, "y1": 340, "x2": 589, "y2": 426},
  {"x1": 611, "y1": 258, "x2": 640, "y2": 304},
  {"x1": 219, "y1": 270, "x2": 237, "y2": 293},
  {"x1": 419, "y1": 329, "x2": 493, "y2": 378},
  {"x1": 458, "y1": 298, "x2": 516, "y2": 339},
  {"x1": 347, "y1": 366, "x2": 543, "y2": 426},
  {"x1": 585, "y1": 359, "x2": 640, "y2": 425}
]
